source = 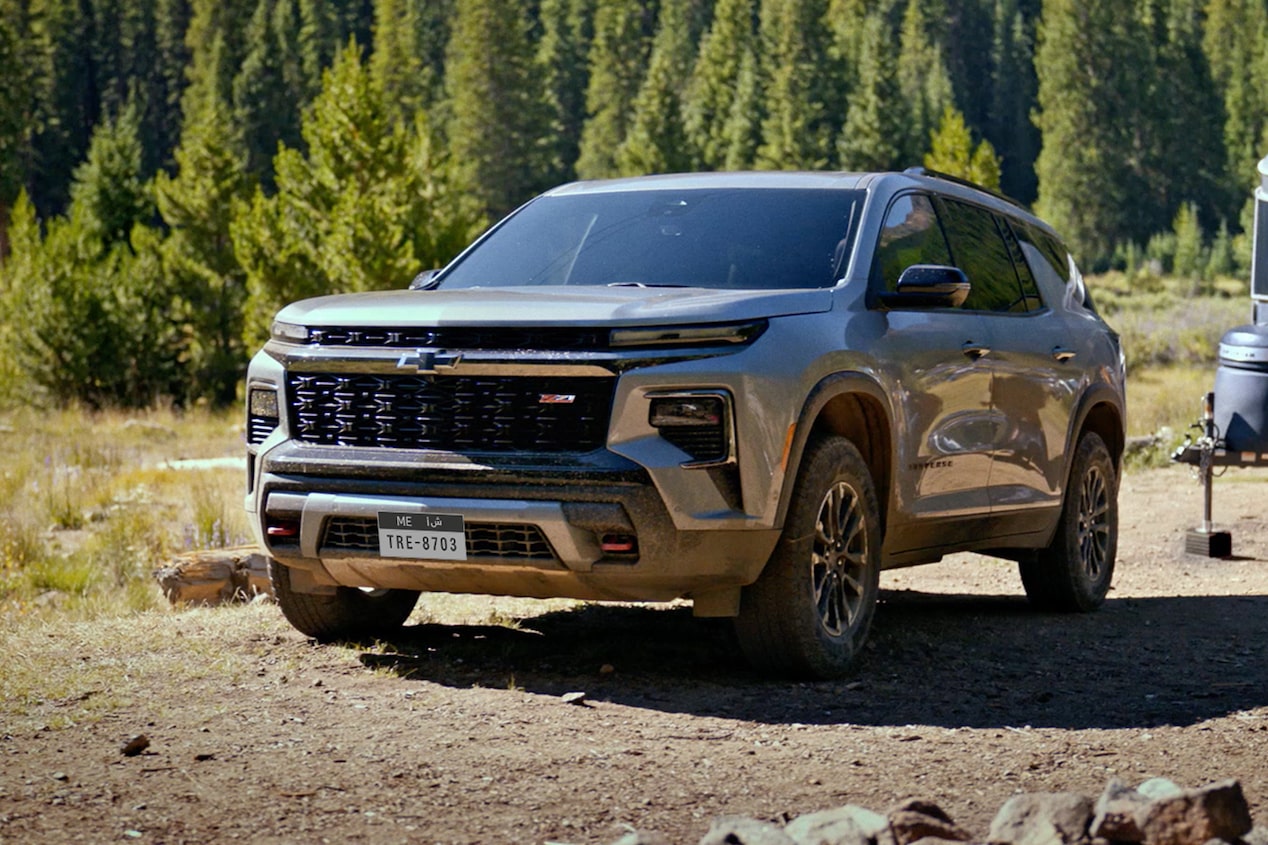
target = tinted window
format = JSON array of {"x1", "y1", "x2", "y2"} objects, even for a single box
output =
[
  {"x1": 937, "y1": 199, "x2": 1023, "y2": 313},
  {"x1": 872, "y1": 193, "x2": 952, "y2": 291},
  {"x1": 1000, "y1": 220, "x2": 1044, "y2": 312},
  {"x1": 437, "y1": 189, "x2": 863, "y2": 290},
  {"x1": 1013, "y1": 220, "x2": 1072, "y2": 288}
]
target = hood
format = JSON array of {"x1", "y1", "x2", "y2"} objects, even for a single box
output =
[{"x1": 275, "y1": 286, "x2": 834, "y2": 328}]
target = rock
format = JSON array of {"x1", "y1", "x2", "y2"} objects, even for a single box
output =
[
  {"x1": 888, "y1": 799, "x2": 971, "y2": 845},
  {"x1": 120, "y1": 734, "x2": 150, "y2": 757},
  {"x1": 700, "y1": 816, "x2": 798, "y2": 845},
  {"x1": 1138, "y1": 780, "x2": 1252, "y2": 845},
  {"x1": 987, "y1": 793, "x2": 1092, "y2": 845},
  {"x1": 1091, "y1": 779, "x2": 1151, "y2": 842},
  {"x1": 1138, "y1": 779, "x2": 1185, "y2": 801},
  {"x1": 785, "y1": 804, "x2": 888, "y2": 845}
]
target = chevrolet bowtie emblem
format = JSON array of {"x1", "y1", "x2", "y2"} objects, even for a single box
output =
[{"x1": 396, "y1": 348, "x2": 463, "y2": 373}]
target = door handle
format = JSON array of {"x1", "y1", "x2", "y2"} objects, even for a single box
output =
[
  {"x1": 1051, "y1": 347, "x2": 1077, "y2": 363},
  {"x1": 962, "y1": 341, "x2": 990, "y2": 361}
]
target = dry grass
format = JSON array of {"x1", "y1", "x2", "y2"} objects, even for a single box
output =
[{"x1": 0, "y1": 405, "x2": 249, "y2": 622}]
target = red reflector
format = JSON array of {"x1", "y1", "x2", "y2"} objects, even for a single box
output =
[
  {"x1": 267, "y1": 523, "x2": 299, "y2": 537},
  {"x1": 601, "y1": 535, "x2": 636, "y2": 553}
]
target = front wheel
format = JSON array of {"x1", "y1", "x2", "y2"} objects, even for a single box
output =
[
  {"x1": 270, "y1": 559, "x2": 421, "y2": 641},
  {"x1": 1019, "y1": 431, "x2": 1118, "y2": 612},
  {"x1": 735, "y1": 436, "x2": 881, "y2": 679}
]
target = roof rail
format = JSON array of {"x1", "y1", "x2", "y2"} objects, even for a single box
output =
[{"x1": 902, "y1": 166, "x2": 1029, "y2": 212}]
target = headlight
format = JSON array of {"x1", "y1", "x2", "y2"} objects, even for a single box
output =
[
  {"x1": 610, "y1": 320, "x2": 767, "y2": 348},
  {"x1": 270, "y1": 320, "x2": 309, "y2": 343}
]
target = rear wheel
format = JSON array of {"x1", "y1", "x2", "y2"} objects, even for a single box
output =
[
  {"x1": 1019, "y1": 431, "x2": 1117, "y2": 611},
  {"x1": 735, "y1": 436, "x2": 881, "y2": 679},
  {"x1": 270, "y1": 559, "x2": 421, "y2": 641}
]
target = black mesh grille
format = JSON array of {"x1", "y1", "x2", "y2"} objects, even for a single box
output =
[
  {"x1": 660, "y1": 425, "x2": 728, "y2": 462},
  {"x1": 287, "y1": 373, "x2": 614, "y2": 452},
  {"x1": 247, "y1": 415, "x2": 278, "y2": 445},
  {"x1": 322, "y1": 517, "x2": 556, "y2": 560},
  {"x1": 306, "y1": 326, "x2": 611, "y2": 351}
]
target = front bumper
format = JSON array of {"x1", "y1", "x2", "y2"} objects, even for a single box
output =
[{"x1": 248, "y1": 453, "x2": 780, "y2": 609}]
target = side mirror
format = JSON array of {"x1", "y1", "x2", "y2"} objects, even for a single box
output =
[
  {"x1": 878, "y1": 265, "x2": 970, "y2": 309},
  {"x1": 408, "y1": 269, "x2": 442, "y2": 290}
]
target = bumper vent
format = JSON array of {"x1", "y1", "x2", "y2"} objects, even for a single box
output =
[
  {"x1": 287, "y1": 373, "x2": 614, "y2": 452},
  {"x1": 322, "y1": 517, "x2": 556, "y2": 561},
  {"x1": 658, "y1": 426, "x2": 728, "y2": 463}
]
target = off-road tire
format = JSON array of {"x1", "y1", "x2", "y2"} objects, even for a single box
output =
[
  {"x1": 269, "y1": 558, "x2": 421, "y2": 642},
  {"x1": 1019, "y1": 431, "x2": 1118, "y2": 612},
  {"x1": 735, "y1": 435, "x2": 881, "y2": 679}
]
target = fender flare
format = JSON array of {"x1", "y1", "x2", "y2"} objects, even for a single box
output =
[{"x1": 774, "y1": 371, "x2": 896, "y2": 530}]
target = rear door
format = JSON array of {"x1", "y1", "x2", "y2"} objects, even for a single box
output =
[{"x1": 935, "y1": 199, "x2": 1081, "y2": 515}]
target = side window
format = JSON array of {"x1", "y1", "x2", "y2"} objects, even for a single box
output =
[
  {"x1": 937, "y1": 199, "x2": 1024, "y2": 313},
  {"x1": 1013, "y1": 220, "x2": 1072, "y2": 289},
  {"x1": 872, "y1": 193, "x2": 952, "y2": 292},
  {"x1": 1000, "y1": 220, "x2": 1044, "y2": 312}
]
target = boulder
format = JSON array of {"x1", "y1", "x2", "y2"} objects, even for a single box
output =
[
  {"x1": 1138, "y1": 780, "x2": 1252, "y2": 845},
  {"x1": 987, "y1": 792, "x2": 1092, "y2": 845},
  {"x1": 888, "y1": 799, "x2": 971, "y2": 845},
  {"x1": 785, "y1": 804, "x2": 889, "y2": 845}
]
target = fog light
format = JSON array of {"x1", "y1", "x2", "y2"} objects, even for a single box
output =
[
  {"x1": 649, "y1": 392, "x2": 731, "y2": 464},
  {"x1": 649, "y1": 396, "x2": 723, "y2": 428}
]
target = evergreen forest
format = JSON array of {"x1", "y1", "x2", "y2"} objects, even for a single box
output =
[{"x1": 1, "y1": 0, "x2": 1266, "y2": 408}]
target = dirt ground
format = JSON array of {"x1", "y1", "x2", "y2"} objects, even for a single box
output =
[{"x1": 3, "y1": 464, "x2": 1268, "y2": 844}]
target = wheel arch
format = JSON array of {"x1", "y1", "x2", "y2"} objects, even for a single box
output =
[
  {"x1": 1068, "y1": 385, "x2": 1126, "y2": 477},
  {"x1": 776, "y1": 373, "x2": 894, "y2": 533}
]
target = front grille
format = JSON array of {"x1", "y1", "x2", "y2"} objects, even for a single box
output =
[
  {"x1": 322, "y1": 517, "x2": 556, "y2": 560},
  {"x1": 287, "y1": 373, "x2": 614, "y2": 452},
  {"x1": 307, "y1": 326, "x2": 611, "y2": 351}
]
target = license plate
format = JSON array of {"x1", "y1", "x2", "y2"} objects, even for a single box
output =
[{"x1": 377, "y1": 512, "x2": 467, "y2": 561}]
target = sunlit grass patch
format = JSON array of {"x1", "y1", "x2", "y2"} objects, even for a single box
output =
[{"x1": 0, "y1": 405, "x2": 247, "y2": 622}]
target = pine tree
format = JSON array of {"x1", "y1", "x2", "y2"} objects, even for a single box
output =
[
  {"x1": 683, "y1": 0, "x2": 757, "y2": 170},
  {"x1": 755, "y1": 0, "x2": 837, "y2": 169},
  {"x1": 896, "y1": 0, "x2": 956, "y2": 166},
  {"x1": 1171, "y1": 201, "x2": 1205, "y2": 288},
  {"x1": 28, "y1": 0, "x2": 98, "y2": 216},
  {"x1": 0, "y1": 0, "x2": 37, "y2": 250},
  {"x1": 182, "y1": 0, "x2": 255, "y2": 137},
  {"x1": 154, "y1": 89, "x2": 252, "y2": 405},
  {"x1": 575, "y1": 0, "x2": 649, "y2": 179},
  {"x1": 1203, "y1": 0, "x2": 1267, "y2": 209},
  {"x1": 234, "y1": 44, "x2": 485, "y2": 346},
  {"x1": 925, "y1": 105, "x2": 1001, "y2": 191},
  {"x1": 722, "y1": 46, "x2": 762, "y2": 170},
  {"x1": 443, "y1": 0, "x2": 550, "y2": 217},
  {"x1": 1136, "y1": 0, "x2": 1225, "y2": 236},
  {"x1": 837, "y1": 11, "x2": 904, "y2": 172},
  {"x1": 68, "y1": 98, "x2": 154, "y2": 251},
  {"x1": 987, "y1": 0, "x2": 1038, "y2": 202},
  {"x1": 615, "y1": 0, "x2": 693, "y2": 175},
  {"x1": 232, "y1": 0, "x2": 304, "y2": 186},
  {"x1": 153, "y1": 0, "x2": 192, "y2": 169},
  {"x1": 1033, "y1": 0, "x2": 1152, "y2": 264},
  {"x1": 537, "y1": 0, "x2": 593, "y2": 184},
  {"x1": 370, "y1": 0, "x2": 429, "y2": 124}
]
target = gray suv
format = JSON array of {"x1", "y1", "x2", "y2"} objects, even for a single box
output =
[{"x1": 244, "y1": 170, "x2": 1125, "y2": 678}]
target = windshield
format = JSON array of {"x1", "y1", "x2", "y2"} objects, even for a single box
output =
[{"x1": 437, "y1": 188, "x2": 863, "y2": 290}]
